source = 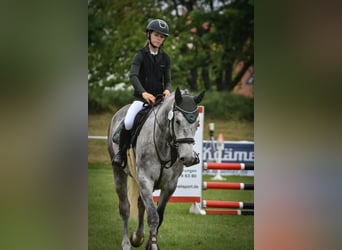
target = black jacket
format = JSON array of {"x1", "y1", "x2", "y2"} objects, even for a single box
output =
[{"x1": 129, "y1": 45, "x2": 171, "y2": 101}]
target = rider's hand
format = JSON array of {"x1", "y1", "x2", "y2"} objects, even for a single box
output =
[
  {"x1": 163, "y1": 89, "x2": 170, "y2": 100},
  {"x1": 142, "y1": 92, "x2": 156, "y2": 105}
]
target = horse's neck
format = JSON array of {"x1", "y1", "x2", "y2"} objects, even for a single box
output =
[{"x1": 154, "y1": 99, "x2": 173, "y2": 139}]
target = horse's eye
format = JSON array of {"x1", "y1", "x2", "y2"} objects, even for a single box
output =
[{"x1": 175, "y1": 120, "x2": 180, "y2": 125}]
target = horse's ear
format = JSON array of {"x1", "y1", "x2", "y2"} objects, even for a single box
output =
[
  {"x1": 175, "y1": 87, "x2": 182, "y2": 104},
  {"x1": 194, "y1": 90, "x2": 205, "y2": 104}
]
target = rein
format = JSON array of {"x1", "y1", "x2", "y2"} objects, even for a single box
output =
[{"x1": 152, "y1": 100, "x2": 175, "y2": 169}]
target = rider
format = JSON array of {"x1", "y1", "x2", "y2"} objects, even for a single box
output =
[{"x1": 112, "y1": 19, "x2": 172, "y2": 166}]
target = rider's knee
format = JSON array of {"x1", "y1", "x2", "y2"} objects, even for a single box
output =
[{"x1": 124, "y1": 118, "x2": 134, "y2": 130}]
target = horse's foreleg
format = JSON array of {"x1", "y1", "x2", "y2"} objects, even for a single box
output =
[
  {"x1": 137, "y1": 178, "x2": 159, "y2": 250},
  {"x1": 130, "y1": 196, "x2": 145, "y2": 247},
  {"x1": 144, "y1": 200, "x2": 159, "y2": 250},
  {"x1": 113, "y1": 168, "x2": 131, "y2": 250},
  {"x1": 157, "y1": 185, "x2": 177, "y2": 232}
]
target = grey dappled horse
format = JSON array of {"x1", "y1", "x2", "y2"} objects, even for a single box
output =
[{"x1": 107, "y1": 88, "x2": 204, "y2": 250}]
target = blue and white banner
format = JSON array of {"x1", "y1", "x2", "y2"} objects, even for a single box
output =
[{"x1": 202, "y1": 140, "x2": 254, "y2": 176}]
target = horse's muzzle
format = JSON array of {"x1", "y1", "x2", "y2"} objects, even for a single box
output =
[{"x1": 179, "y1": 151, "x2": 200, "y2": 167}]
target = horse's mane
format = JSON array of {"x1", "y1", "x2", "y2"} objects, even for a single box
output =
[{"x1": 156, "y1": 91, "x2": 175, "y2": 114}]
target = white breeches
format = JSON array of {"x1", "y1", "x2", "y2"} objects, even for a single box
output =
[{"x1": 124, "y1": 100, "x2": 145, "y2": 130}]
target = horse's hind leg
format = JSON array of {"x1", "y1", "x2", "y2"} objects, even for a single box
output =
[
  {"x1": 113, "y1": 168, "x2": 131, "y2": 250},
  {"x1": 130, "y1": 196, "x2": 145, "y2": 247}
]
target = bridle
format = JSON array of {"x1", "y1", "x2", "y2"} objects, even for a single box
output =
[
  {"x1": 150, "y1": 94, "x2": 199, "y2": 190},
  {"x1": 168, "y1": 104, "x2": 197, "y2": 147},
  {"x1": 152, "y1": 97, "x2": 198, "y2": 169}
]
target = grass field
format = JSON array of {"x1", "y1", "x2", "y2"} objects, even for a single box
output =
[
  {"x1": 88, "y1": 164, "x2": 254, "y2": 250},
  {"x1": 88, "y1": 112, "x2": 254, "y2": 249}
]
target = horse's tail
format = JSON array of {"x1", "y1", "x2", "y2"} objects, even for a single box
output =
[
  {"x1": 127, "y1": 147, "x2": 139, "y2": 219},
  {"x1": 128, "y1": 177, "x2": 139, "y2": 219}
]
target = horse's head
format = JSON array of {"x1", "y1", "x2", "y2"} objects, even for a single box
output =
[{"x1": 168, "y1": 87, "x2": 205, "y2": 167}]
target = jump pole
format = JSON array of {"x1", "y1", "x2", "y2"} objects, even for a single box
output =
[
  {"x1": 203, "y1": 181, "x2": 254, "y2": 190},
  {"x1": 204, "y1": 209, "x2": 254, "y2": 216},
  {"x1": 203, "y1": 162, "x2": 254, "y2": 171},
  {"x1": 202, "y1": 200, "x2": 254, "y2": 209}
]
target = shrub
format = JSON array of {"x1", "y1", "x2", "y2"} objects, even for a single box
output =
[
  {"x1": 88, "y1": 87, "x2": 134, "y2": 113},
  {"x1": 201, "y1": 90, "x2": 254, "y2": 121},
  {"x1": 89, "y1": 88, "x2": 253, "y2": 121}
]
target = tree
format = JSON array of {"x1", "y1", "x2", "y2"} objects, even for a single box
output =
[
  {"x1": 88, "y1": 0, "x2": 162, "y2": 89},
  {"x1": 165, "y1": 0, "x2": 253, "y2": 91},
  {"x1": 88, "y1": 0, "x2": 254, "y2": 95}
]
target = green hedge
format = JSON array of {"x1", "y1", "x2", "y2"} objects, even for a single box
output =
[
  {"x1": 88, "y1": 88, "x2": 134, "y2": 113},
  {"x1": 201, "y1": 90, "x2": 254, "y2": 121},
  {"x1": 89, "y1": 89, "x2": 253, "y2": 121}
]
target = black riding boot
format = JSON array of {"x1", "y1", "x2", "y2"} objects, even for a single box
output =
[{"x1": 112, "y1": 127, "x2": 131, "y2": 167}]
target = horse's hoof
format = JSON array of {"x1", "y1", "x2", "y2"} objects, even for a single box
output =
[
  {"x1": 122, "y1": 240, "x2": 131, "y2": 250},
  {"x1": 145, "y1": 239, "x2": 159, "y2": 250},
  {"x1": 146, "y1": 243, "x2": 158, "y2": 250},
  {"x1": 150, "y1": 243, "x2": 159, "y2": 250},
  {"x1": 130, "y1": 232, "x2": 144, "y2": 247}
]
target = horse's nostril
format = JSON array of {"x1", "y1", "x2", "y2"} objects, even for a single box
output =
[{"x1": 180, "y1": 157, "x2": 185, "y2": 162}]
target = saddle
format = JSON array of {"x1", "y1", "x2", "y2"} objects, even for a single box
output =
[{"x1": 112, "y1": 95, "x2": 164, "y2": 147}]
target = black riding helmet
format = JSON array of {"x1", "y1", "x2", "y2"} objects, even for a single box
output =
[
  {"x1": 146, "y1": 19, "x2": 169, "y2": 48},
  {"x1": 146, "y1": 19, "x2": 169, "y2": 37}
]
